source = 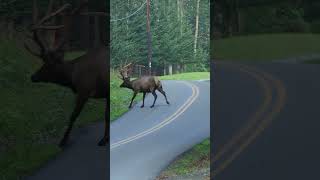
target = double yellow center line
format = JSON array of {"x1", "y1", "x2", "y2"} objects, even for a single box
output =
[
  {"x1": 111, "y1": 81, "x2": 200, "y2": 150},
  {"x1": 213, "y1": 63, "x2": 287, "y2": 177}
]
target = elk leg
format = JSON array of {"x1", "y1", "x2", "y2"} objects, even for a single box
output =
[
  {"x1": 98, "y1": 98, "x2": 109, "y2": 146},
  {"x1": 157, "y1": 88, "x2": 170, "y2": 104},
  {"x1": 129, "y1": 92, "x2": 137, "y2": 108},
  {"x1": 59, "y1": 95, "x2": 88, "y2": 147},
  {"x1": 141, "y1": 92, "x2": 146, "y2": 108},
  {"x1": 150, "y1": 91, "x2": 157, "y2": 108}
]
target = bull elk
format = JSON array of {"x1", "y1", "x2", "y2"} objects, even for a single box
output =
[
  {"x1": 24, "y1": 0, "x2": 108, "y2": 147},
  {"x1": 119, "y1": 63, "x2": 170, "y2": 108}
]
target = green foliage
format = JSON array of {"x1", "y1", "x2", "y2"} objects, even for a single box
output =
[
  {"x1": 0, "y1": 39, "x2": 104, "y2": 180},
  {"x1": 310, "y1": 20, "x2": 320, "y2": 33},
  {"x1": 110, "y1": 0, "x2": 209, "y2": 73},
  {"x1": 243, "y1": 5, "x2": 310, "y2": 34}
]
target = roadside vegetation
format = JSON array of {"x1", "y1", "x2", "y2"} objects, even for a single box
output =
[
  {"x1": 158, "y1": 138, "x2": 210, "y2": 179},
  {"x1": 213, "y1": 33, "x2": 320, "y2": 61},
  {"x1": 0, "y1": 39, "x2": 104, "y2": 180},
  {"x1": 304, "y1": 59, "x2": 320, "y2": 64},
  {"x1": 159, "y1": 72, "x2": 209, "y2": 81}
]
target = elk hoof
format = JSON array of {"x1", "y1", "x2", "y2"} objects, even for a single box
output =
[
  {"x1": 98, "y1": 137, "x2": 108, "y2": 146},
  {"x1": 166, "y1": 101, "x2": 170, "y2": 105},
  {"x1": 150, "y1": 105, "x2": 154, "y2": 108},
  {"x1": 128, "y1": 106, "x2": 132, "y2": 109},
  {"x1": 140, "y1": 105, "x2": 144, "y2": 108}
]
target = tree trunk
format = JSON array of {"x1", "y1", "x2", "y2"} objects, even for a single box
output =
[
  {"x1": 168, "y1": 64, "x2": 173, "y2": 75},
  {"x1": 193, "y1": 0, "x2": 200, "y2": 58}
]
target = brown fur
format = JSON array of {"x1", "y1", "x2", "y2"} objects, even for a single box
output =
[{"x1": 120, "y1": 75, "x2": 169, "y2": 108}]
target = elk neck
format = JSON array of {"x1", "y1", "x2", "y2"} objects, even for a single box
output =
[
  {"x1": 53, "y1": 61, "x2": 77, "y2": 92},
  {"x1": 124, "y1": 79, "x2": 134, "y2": 90}
]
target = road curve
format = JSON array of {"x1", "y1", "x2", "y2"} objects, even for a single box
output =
[
  {"x1": 214, "y1": 62, "x2": 320, "y2": 180},
  {"x1": 110, "y1": 80, "x2": 210, "y2": 180}
]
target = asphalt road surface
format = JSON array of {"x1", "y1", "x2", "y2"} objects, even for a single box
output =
[
  {"x1": 24, "y1": 122, "x2": 108, "y2": 180},
  {"x1": 110, "y1": 80, "x2": 210, "y2": 180},
  {"x1": 213, "y1": 62, "x2": 320, "y2": 180}
]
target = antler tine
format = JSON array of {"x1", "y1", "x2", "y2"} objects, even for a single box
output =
[
  {"x1": 32, "y1": 3, "x2": 71, "y2": 30},
  {"x1": 46, "y1": 0, "x2": 54, "y2": 17},
  {"x1": 24, "y1": 43, "x2": 41, "y2": 58},
  {"x1": 32, "y1": 30, "x2": 46, "y2": 54},
  {"x1": 71, "y1": 1, "x2": 89, "y2": 15},
  {"x1": 123, "y1": 63, "x2": 132, "y2": 69}
]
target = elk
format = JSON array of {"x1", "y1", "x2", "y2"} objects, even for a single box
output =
[
  {"x1": 119, "y1": 63, "x2": 170, "y2": 108},
  {"x1": 24, "y1": 0, "x2": 108, "y2": 147}
]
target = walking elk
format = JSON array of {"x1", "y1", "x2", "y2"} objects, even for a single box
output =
[
  {"x1": 24, "y1": 0, "x2": 108, "y2": 147},
  {"x1": 119, "y1": 63, "x2": 170, "y2": 108}
]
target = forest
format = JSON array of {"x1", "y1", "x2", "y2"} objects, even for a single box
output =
[
  {"x1": 111, "y1": 0, "x2": 210, "y2": 75},
  {"x1": 0, "y1": 0, "x2": 107, "y2": 49},
  {"x1": 213, "y1": 0, "x2": 320, "y2": 37}
]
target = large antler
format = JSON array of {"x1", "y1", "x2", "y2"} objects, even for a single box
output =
[
  {"x1": 118, "y1": 62, "x2": 133, "y2": 79},
  {"x1": 24, "y1": 0, "x2": 71, "y2": 57},
  {"x1": 25, "y1": 0, "x2": 88, "y2": 58}
]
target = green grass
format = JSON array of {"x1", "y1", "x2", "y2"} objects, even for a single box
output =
[
  {"x1": 159, "y1": 139, "x2": 210, "y2": 177},
  {"x1": 213, "y1": 33, "x2": 320, "y2": 61},
  {"x1": 0, "y1": 39, "x2": 104, "y2": 180},
  {"x1": 159, "y1": 72, "x2": 210, "y2": 80},
  {"x1": 304, "y1": 59, "x2": 320, "y2": 64}
]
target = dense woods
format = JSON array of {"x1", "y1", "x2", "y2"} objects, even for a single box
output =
[
  {"x1": 213, "y1": 0, "x2": 320, "y2": 38},
  {"x1": 0, "y1": 0, "x2": 107, "y2": 49},
  {"x1": 111, "y1": 0, "x2": 210, "y2": 75}
]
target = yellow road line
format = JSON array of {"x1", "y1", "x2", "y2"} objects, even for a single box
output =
[
  {"x1": 111, "y1": 81, "x2": 200, "y2": 150},
  {"x1": 213, "y1": 63, "x2": 273, "y2": 163},
  {"x1": 213, "y1": 64, "x2": 286, "y2": 177}
]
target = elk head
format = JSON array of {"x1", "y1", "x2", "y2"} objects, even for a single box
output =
[{"x1": 119, "y1": 63, "x2": 133, "y2": 88}]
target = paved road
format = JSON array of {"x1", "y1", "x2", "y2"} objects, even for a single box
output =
[
  {"x1": 213, "y1": 62, "x2": 320, "y2": 180},
  {"x1": 110, "y1": 80, "x2": 210, "y2": 180},
  {"x1": 24, "y1": 122, "x2": 108, "y2": 180}
]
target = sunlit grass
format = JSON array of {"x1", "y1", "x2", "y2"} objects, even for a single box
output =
[{"x1": 159, "y1": 72, "x2": 210, "y2": 80}]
